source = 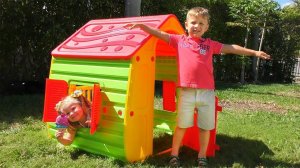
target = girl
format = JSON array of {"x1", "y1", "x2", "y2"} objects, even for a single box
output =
[{"x1": 55, "y1": 90, "x2": 91, "y2": 145}]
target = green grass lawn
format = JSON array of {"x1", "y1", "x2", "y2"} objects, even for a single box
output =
[{"x1": 0, "y1": 83, "x2": 299, "y2": 167}]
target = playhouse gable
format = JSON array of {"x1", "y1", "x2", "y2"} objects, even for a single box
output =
[{"x1": 51, "y1": 14, "x2": 182, "y2": 60}]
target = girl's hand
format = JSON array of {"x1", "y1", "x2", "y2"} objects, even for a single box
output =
[
  {"x1": 255, "y1": 51, "x2": 271, "y2": 60},
  {"x1": 55, "y1": 129, "x2": 65, "y2": 139},
  {"x1": 85, "y1": 120, "x2": 91, "y2": 127}
]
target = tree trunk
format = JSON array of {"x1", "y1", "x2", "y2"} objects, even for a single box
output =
[
  {"x1": 252, "y1": 28, "x2": 260, "y2": 83},
  {"x1": 125, "y1": 0, "x2": 141, "y2": 17},
  {"x1": 240, "y1": 23, "x2": 250, "y2": 84},
  {"x1": 254, "y1": 20, "x2": 266, "y2": 83}
]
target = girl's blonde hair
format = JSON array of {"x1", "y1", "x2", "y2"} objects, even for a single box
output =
[
  {"x1": 55, "y1": 90, "x2": 91, "y2": 116},
  {"x1": 186, "y1": 7, "x2": 210, "y2": 23}
]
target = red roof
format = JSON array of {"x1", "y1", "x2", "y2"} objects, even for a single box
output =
[{"x1": 51, "y1": 14, "x2": 183, "y2": 59}]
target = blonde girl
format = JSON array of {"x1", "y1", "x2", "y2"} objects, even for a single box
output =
[{"x1": 55, "y1": 90, "x2": 91, "y2": 145}]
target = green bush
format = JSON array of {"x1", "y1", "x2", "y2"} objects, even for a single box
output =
[{"x1": 0, "y1": 0, "x2": 298, "y2": 93}]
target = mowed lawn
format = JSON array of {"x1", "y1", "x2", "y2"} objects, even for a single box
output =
[{"x1": 0, "y1": 83, "x2": 299, "y2": 167}]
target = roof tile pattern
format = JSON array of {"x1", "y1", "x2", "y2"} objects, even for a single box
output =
[{"x1": 52, "y1": 15, "x2": 175, "y2": 59}]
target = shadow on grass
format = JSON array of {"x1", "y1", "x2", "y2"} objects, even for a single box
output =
[
  {"x1": 60, "y1": 128, "x2": 299, "y2": 167},
  {"x1": 0, "y1": 94, "x2": 44, "y2": 123},
  {"x1": 69, "y1": 148, "x2": 126, "y2": 167},
  {"x1": 215, "y1": 81, "x2": 245, "y2": 90},
  {"x1": 213, "y1": 134, "x2": 300, "y2": 167},
  {"x1": 0, "y1": 81, "x2": 45, "y2": 123},
  {"x1": 143, "y1": 133, "x2": 299, "y2": 167}
]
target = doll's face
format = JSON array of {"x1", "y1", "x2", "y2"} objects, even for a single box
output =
[
  {"x1": 61, "y1": 103, "x2": 84, "y2": 122},
  {"x1": 185, "y1": 15, "x2": 209, "y2": 38}
]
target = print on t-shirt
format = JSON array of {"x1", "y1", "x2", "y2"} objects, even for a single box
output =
[{"x1": 199, "y1": 44, "x2": 210, "y2": 55}]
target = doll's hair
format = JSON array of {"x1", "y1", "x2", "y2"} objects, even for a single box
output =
[
  {"x1": 186, "y1": 7, "x2": 210, "y2": 24},
  {"x1": 55, "y1": 90, "x2": 91, "y2": 116}
]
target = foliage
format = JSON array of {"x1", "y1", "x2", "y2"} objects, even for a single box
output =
[
  {"x1": 227, "y1": 0, "x2": 280, "y2": 83},
  {"x1": 263, "y1": 22, "x2": 297, "y2": 83},
  {"x1": 0, "y1": 0, "x2": 299, "y2": 94},
  {"x1": 228, "y1": 0, "x2": 279, "y2": 27},
  {"x1": 257, "y1": 0, "x2": 299, "y2": 82},
  {"x1": 281, "y1": 1, "x2": 300, "y2": 50},
  {"x1": 0, "y1": 0, "x2": 124, "y2": 93}
]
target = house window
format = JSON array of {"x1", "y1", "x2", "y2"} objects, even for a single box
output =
[{"x1": 43, "y1": 79, "x2": 101, "y2": 134}]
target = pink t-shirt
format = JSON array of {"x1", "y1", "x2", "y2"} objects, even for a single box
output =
[{"x1": 169, "y1": 34, "x2": 223, "y2": 89}]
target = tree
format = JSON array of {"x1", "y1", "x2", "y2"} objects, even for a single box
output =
[
  {"x1": 125, "y1": 0, "x2": 141, "y2": 17},
  {"x1": 0, "y1": 0, "x2": 125, "y2": 93},
  {"x1": 252, "y1": 0, "x2": 278, "y2": 83},
  {"x1": 227, "y1": 0, "x2": 278, "y2": 83},
  {"x1": 281, "y1": 0, "x2": 300, "y2": 50}
]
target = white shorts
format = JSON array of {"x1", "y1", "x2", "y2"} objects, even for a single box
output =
[{"x1": 177, "y1": 88, "x2": 215, "y2": 130}]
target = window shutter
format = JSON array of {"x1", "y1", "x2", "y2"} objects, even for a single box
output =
[
  {"x1": 43, "y1": 79, "x2": 68, "y2": 122},
  {"x1": 90, "y1": 84, "x2": 101, "y2": 134}
]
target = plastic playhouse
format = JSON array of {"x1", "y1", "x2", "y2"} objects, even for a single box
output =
[{"x1": 42, "y1": 14, "x2": 222, "y2": 162}]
